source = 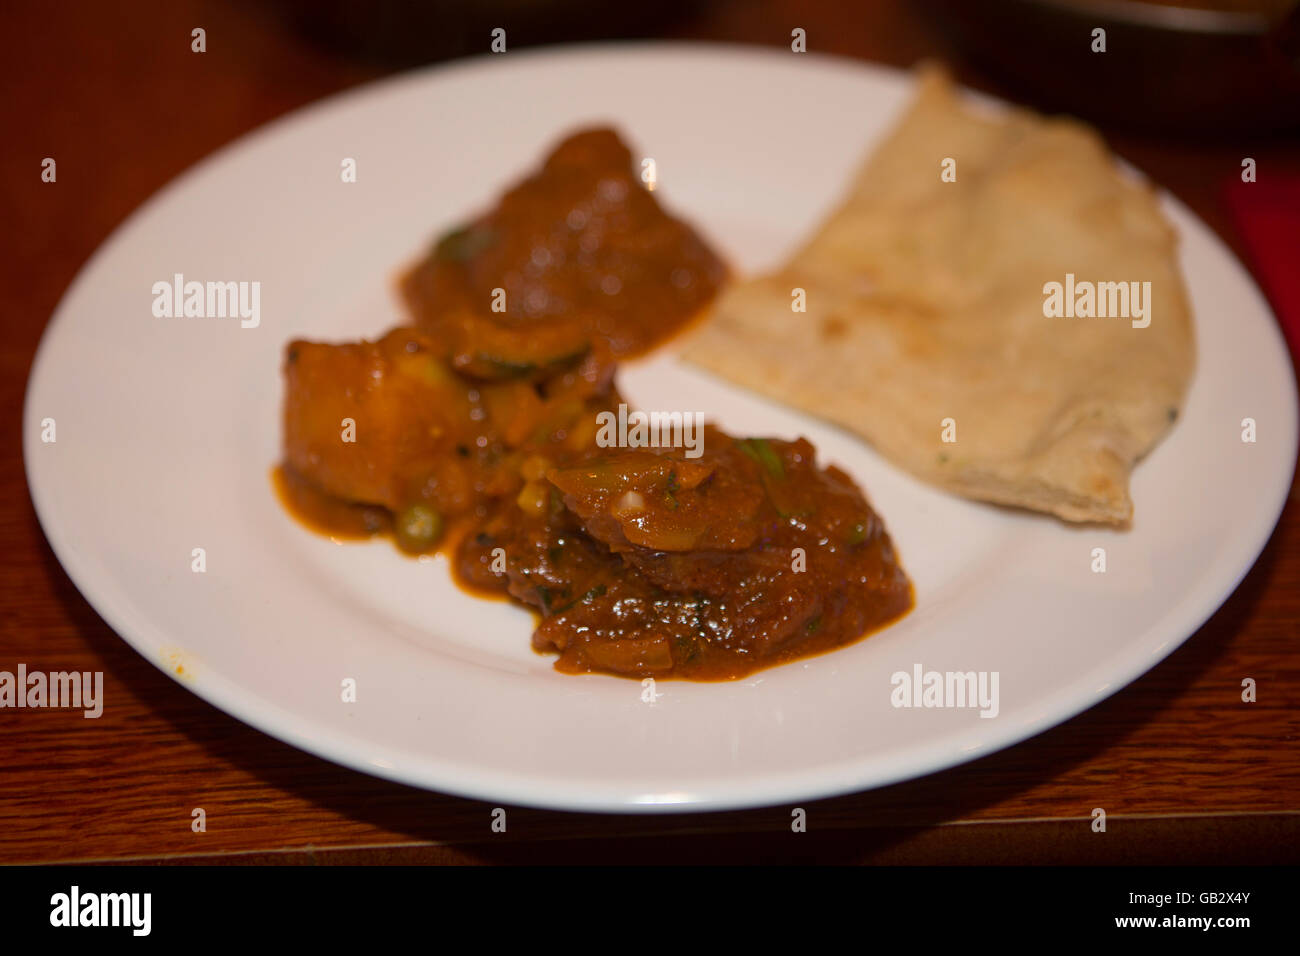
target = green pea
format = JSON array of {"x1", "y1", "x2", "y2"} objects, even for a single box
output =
[{"x1": 395, "y1": 503, "x2": 444, "y2": 553}]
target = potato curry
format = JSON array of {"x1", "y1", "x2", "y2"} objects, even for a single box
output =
[{"x1": 277, "y1": 127, "x2": 912, "y2": 680}]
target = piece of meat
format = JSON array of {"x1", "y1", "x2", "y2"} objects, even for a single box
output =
[
  {"x1": 401, "y1": 127, "x2": 727, "y2": 378},
  {"x1": 546, "y1": 427, "x2": 765, "y2": 555}
]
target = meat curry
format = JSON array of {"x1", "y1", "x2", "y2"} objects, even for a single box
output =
[
  {"x1": 277, "y1": 127, "x2": 912, "y2": 680},
  {"x1": 400, "y1": 128, "x2": 726, "y2": 379}
]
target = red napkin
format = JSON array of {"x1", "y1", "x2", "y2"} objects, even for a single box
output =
[{"x1": 1224, "y1": 173, "x2": 1300, "y2": 371}]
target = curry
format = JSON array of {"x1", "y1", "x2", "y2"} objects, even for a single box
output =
[
  {"x1": 400, "y1": 127, "x2": 727, "y2": 379},
  {"x1": 276, "y1": 127, "x2": 912, "y2": 680},
  {"x1": 456, "y1": 431, "x2": 911, "y2": 678}
]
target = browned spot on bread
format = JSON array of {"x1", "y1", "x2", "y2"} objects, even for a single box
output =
[{"x1": 820, "y1": 315, "x2": 848, "y2": 340}]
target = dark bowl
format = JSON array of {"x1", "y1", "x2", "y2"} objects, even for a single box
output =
[
  {"x1": 264, "y1": 0, "x2": 706, "y2": 67},
  {"x1": 919, "y1": 0, "x2": 1300, "y2": 135}
]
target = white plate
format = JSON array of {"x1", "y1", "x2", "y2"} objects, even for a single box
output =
[{"x1": 24, "y1": 44, "x2": 1298, "y2": 812}]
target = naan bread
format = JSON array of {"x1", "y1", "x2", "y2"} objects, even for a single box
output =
[{"x1": 684, "y1": 67, "x2": 1194, "y2": 524}]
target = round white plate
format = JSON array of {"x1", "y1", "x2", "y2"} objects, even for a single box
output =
[{"x1": 24, "y1": 44, "x2": 1298, "y2": 812}]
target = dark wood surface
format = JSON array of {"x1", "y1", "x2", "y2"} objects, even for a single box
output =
[{"x1": 2, "y1": 0, "x2": 1297, "y2": 864}]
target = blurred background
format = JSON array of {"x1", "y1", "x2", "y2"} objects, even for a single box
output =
[{"x1": 275, "y1": 0, "x2": 1300, "y2": 134}]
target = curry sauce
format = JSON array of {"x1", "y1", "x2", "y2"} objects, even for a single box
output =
[{"x1": 275, "y1": 126, "x2": 912, "y2": 680}]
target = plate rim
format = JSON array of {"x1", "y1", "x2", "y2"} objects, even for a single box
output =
[{"x1": 22, "y1": 41, "x2": 1300, "y2": 813}]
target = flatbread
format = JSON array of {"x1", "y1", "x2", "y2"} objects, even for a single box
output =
[{"x1": 684, "y1": 66, "x2": 1195, "y2": 524}]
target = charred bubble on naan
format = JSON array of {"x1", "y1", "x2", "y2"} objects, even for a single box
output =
[{"x1": 684, "y1": 67, "x2": 1194, "y2": 524}]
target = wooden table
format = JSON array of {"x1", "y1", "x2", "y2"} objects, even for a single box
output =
[{"x1": 2, "y1": 0, "x2": 1297, "y2": 865}]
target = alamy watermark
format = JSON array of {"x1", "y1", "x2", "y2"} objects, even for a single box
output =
[
  {"x1": 595, "y1": 402, "x2": 704, "y2": 458},
  {"x1": 1043, "y1": 273, "x2": 1150, "y2": 328},
  {"x1": 890, "y1": 663, "x2": 999, "y2": 718},
  {"x1": 151, "y1": 273, "x2": 260, "y2": 328},
  {"x1": 0, "y1": 665, "x2": 103, "y2": 718},
  {"x1": 50, "y1": 886, "x2": 150, "y2": 936}
]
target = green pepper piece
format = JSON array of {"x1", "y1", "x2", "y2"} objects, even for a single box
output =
[
  {"x1": 433, "y1": 225, "x2": 496, "y2": 262},
  {"x1": 737, "y1": 438, "x2": 784, "y2": 479}
]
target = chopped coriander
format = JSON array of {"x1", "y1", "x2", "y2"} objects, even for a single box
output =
[{"x1": 737, "y1": 437, "x2": 784, "y2": 478}]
